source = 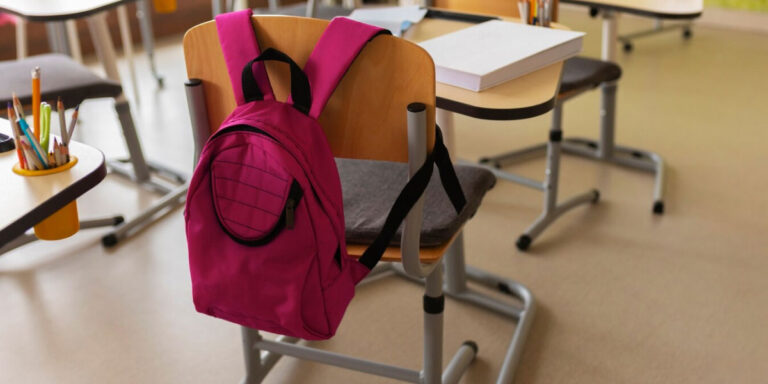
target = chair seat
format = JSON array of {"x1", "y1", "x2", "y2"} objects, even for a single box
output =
[
  {"x1": 254, "y1": 3, "x2": 352, "y2": 20},
  {"x1": 0, "y1": 54, "x2": 122, "y2": 108},
  {"x1": 560, "y1": 56, "x2": 622, "y2": 95},
  {"x1": 339, "y1": 158, "x2": 496, "y2": 247}
]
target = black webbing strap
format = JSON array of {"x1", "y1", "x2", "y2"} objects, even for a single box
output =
[
  {"x1": 241, "y1": 48, "x2": 312, "y2": 114},
  {"x1": 358, "y1": 127, "x2": 466, "y2": 270}
]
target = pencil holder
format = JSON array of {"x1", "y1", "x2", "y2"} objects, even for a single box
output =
[{"x1": 12, "y1": 157, "x2": 80, "y2": 240}]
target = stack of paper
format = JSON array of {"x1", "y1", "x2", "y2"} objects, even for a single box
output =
[
  {"x1": 348, "y1": 6, "x2": 427, "y2": 37},
  {"x1": 419, "y1": 20, "x2": 585, "y2": 91}
]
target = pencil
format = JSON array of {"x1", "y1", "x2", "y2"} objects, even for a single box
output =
[
  {"x1": 20, "y1": 139, "x2": 41, "y2": 170},
  {"x1": 57, "y1": 98, "x2": 69, "y2": 145},
  {"x1": 66, "y1": 105, "x2": 79, "y2": 144},
  {"x1": 11, "y1": 92, "x2": 24, "y2": 121},
  {"x1": 32, "y1": 67, "x2": 41, "y2": 140},
  {"x1": 18, "y1": 118, "x2": 48, "y2": 169},
  {"x1": 8, "y1": 102, "x2": 26, "y2": 169}
]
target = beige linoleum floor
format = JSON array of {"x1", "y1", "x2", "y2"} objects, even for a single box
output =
[{"x1": 2, "y1": 9, "x2": 768, "y2": 384}]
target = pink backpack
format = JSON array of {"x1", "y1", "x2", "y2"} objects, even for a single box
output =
[{"x1": 185, "y1": 10, "x2": 465, "y2": 340}]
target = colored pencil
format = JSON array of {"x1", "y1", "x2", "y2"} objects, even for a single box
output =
[
  {"x1": 66, "y1": 105, "x2": 79, "y2": 145},
  {"x1": 8, "y1": 102, "x2": 26, "y2": 169},
  {"x1": 32, "y1": 67, "x2": 41, "y2": 140},
  {"x1": 57, "y1": 98, "x2": 69, "y2": 146}
]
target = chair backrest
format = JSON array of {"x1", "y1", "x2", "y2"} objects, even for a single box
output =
[
  {"x1": 433, "y1": 0, "x2": 559, "y2": 21},
  {"x1": 183, "y1": 15, "x2": 436, "y2": 163}
]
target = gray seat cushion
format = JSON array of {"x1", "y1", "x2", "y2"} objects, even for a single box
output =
[
  {"x1": 560, "y1": 56, "x2": 622, "y2": 94},
  {"x1": 0, "y1": 54, "x2": 122, "y2": 108},
  {"x1": 338, "y1": 158, "x2": 496, "y2": 247}
]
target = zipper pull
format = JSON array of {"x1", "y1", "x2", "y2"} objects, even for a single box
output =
[{"x1": 285, "y1": 199, "x2": 295, "y2": 229}]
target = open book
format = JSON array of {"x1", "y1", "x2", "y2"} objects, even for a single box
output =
[{"x1": 419, "y1": 20, "x2": 585, "y2": 91}]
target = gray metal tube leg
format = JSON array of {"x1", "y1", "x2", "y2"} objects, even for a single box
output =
[
  {"x1": 561, "y1": 82, "x2": 667, "y2": 214},
  {"x1": 442, "y1": 233, "x2": 535, "y2": 384},
  {"x1": 113, "y1": 100, "x2": 151, "y2": 182},
  {"x1": 136, "y1": 0, "x2": 164, "y2": 87},
  {"x1": 101, "y1": 183, "x2": 188, "y2": 247},
  {"x1": 515, "y1": 104, "x2": 600, "y2": 251}
]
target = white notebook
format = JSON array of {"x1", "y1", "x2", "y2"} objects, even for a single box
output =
[{"x1": 419, "y1": 20, "x2": 585, "y2": 92}]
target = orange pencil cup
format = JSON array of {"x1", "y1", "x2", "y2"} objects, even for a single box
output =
[{"x1": 13, "y1": 157, "x2": 80, "y2": 240}]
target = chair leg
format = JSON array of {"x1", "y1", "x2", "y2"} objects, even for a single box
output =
[
  {"x1": 101, "y1": 183, "x2": 188, "y2": 247},
  {"x1": 389, "y1": 232, "x2": 533, "y2": 383},
  {"x1": 561, "y1": 81, "x2": 667, "y2": 214},
  {"x1": 233, "y1": 263, "x2": 476, "y2": 383},
  {"x1": 423, "y1": 265, "x2": 444, "y2": 384}
]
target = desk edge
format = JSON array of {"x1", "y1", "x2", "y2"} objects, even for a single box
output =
[{"x1": 0, "y1": 156, "x2": 107, "y2": 247}]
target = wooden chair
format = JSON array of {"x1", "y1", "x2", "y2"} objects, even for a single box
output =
[
  {"x1": 183, "y1": 15, "x2": 534, "y2": 384},
  {"x1": 433, "y1": 1, "x2": 664, "y2": 251}
]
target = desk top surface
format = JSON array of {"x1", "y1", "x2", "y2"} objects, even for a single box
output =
[
  {"x1": 0, "y1": 122, "x2": 106, "y2": 247},
  {"x1": 561, "y1": 0, "x2": 703, "y2": 19},
  {"x1": 0, "y1": 0, "x2": 134, "y2": 22},
  {"x1": 406, "y1": 10, "x2": 565, "y2": 120}
]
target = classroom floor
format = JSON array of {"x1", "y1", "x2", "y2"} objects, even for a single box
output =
[{"x1": 2, "y1": 8, "x2": 768, "y2": 384}]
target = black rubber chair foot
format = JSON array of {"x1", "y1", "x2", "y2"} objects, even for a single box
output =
[
  {"x1": 623, "y1": 42, "x2": 633, "y2": 52},
  {"x1": 592, "y1": 189, "x2": 601, "y2": 204},
  {"x1": 653, "y1": 201, "x2": 665, "y2": 215},
  {"x1": 516, "y1": 235, "x2": 532, "y2": 251},
  {"x1": 113, "y1": 216, "x2": 125, "y2": 226},
  {"x1": 102, "y1": 234, "x2": 118, "y2": 248},
  {"x1": 462, "y1": 340, "x2": 479, "y2": 355},
  {"x1": 683, "y1": 29, "x2": 692, "y2": 39}
]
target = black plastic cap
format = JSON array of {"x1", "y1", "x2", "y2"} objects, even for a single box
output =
[
  {"x1": 185, "y1": 78, "x2": 202, "y2": 87},
  {"x1": 516, "y1": 235, "x2": 532, "y2": 251},
  {"x1": 592, "y1": 189, "x2": 601, "y2": 204},
  {"x1": 624, "y1": 43, "x2": 634, "y2": 53},
  {"x1": 113, "y1": 216, "x2": 125, "y2": 226},
  {"x1": 462, "y1": 341, "x2": 479, "y2": 355},
  {"x1": 407, "y1": 103, "x2": 426, "y2": 113},
  {"x1": 102, "y1": 234, "x2": 118, "y2": 248},
  {"x1": 653, "y1": 201, "x2": 665, "y2": 215}
]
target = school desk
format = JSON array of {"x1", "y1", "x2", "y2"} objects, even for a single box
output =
[
  {"x1": 402, "y1": 10, "x2": 601, "y2": 249},
  {"x1": 560, "y1": 0, "x2": 703, "y2": 60},
  {"x1": 0, "y1": 122, "x2": 106, "y2": 252},
  {"x1": 0, "y1": 0, "x2": 187, "y2": 248}
]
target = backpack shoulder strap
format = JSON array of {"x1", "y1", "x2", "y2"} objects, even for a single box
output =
[
  {"x1": 215, "y1": 9, "x2": 274, "y2": 105},
  {"x1": 303, "y1": 17, "x2": 390, "y2": 119}
]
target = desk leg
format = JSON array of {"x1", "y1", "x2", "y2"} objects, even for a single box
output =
[
  {"x1": 117, "y1": 5, "x2": 140, "y2": 104},
  {"x1": 15, "y1": 18, "x2": 27, "y2": 59},
  {"x1": 65, "y1": 20, "x2": 83, "y2": 63},
  {"x1": 87, "y1": 12, "x2": 151, "y2": 182},
  {"x1": 601, "y1": 10, "x2": 618, "y2": 62},
  {"x1": 46, "y1": 22, "x2": 71, "y2": 55},
  {"x1": 137, "y1": 0, "x2": 164, "y2": 87},
  {"x1": 436, "y1": 108, "x2": 455, "y2": 157}
]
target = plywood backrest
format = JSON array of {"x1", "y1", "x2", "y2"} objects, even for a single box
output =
[
  {"x1": 432, "y1": 0, "x2": 559, "y2": 21},
  {"x1": 183, "y1": 16, "x2": 436, "y2": 163}
]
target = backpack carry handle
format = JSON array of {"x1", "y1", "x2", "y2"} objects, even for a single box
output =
[{"x1": 242, "y1": 48, "x2": 312, "y2": 115}]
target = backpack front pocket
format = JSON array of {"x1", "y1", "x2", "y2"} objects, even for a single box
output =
[{"x1": 210, "y1": 141, "x2": 303, "y2": 245}]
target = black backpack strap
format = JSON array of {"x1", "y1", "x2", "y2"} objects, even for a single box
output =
[{"x1": 358, "y1": 127, "x2": 466, "y2": 270}]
